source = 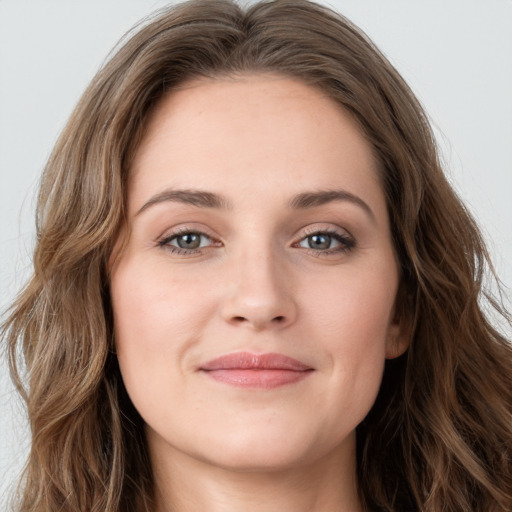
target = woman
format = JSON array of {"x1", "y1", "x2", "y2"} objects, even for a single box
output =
[{"x1": 3, "y1": 0, "x2": 511, "y2": 511}]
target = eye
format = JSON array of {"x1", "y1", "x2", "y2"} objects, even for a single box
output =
[
  {"x1": 296, "y1": 230, "x2": 355, "y2": 254},
  {"x1": 158, "y1": 230, "x2": 217, "y2": 254},
  {"x1": 171, "y1": 232, "x2": 208, "y2": 250}
]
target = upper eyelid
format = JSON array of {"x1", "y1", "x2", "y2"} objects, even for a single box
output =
[
  {"x1": 158, "y1": 224, "x2": 219, "y2": 241},
  {"x1": 295, "y1": 228, "x2": 355, "y2": 248},
  {"x1": 160, "y1": 232, "x2": 219, "y2": 249},
  {"x1": 165, "y1": 231, "x2": 213, "y2": 241},
  {"x1": 158, "y1": 222, "x2": 353, "y2": 238},
  {"x1": 298, "y1": 224, "x2": 354, "y2": 241}
]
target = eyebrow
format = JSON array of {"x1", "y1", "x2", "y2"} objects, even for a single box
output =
[
  {"x1": 136, "y1": 189, "x2": 232, "y2": 215},
  {"x1": 288, "y1": 190, "x2": 376, "y2": 222},
  {"x1": 136, "y1": 187, "x2": 375, "y2": 222}
]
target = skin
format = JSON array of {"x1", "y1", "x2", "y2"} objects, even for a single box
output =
[{"x1": 110, "y1": 73, "x2": 409, "y2": 512}]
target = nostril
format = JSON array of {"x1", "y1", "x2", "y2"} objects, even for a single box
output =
[{"x1": 230, "y1": 315, "x2": 286, "y2": 325}]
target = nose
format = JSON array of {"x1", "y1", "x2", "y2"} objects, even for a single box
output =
[{"x1": 220, "y1": 249, "x2": 298, "y2": 331}]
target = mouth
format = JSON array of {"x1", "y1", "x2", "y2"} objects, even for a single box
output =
[{"x1": 199, "y1": 352, "x2": 314, "y2": 389}]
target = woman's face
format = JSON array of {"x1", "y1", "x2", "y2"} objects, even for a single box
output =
[{"x1": 110, "y1": 74, "x2": 407, "y2": 472}]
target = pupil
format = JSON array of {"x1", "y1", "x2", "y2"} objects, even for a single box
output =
[
  {"x1": 309, "y1": 234, "x2": 331, "y2": 250},
  {"x1": 178, "y1": 233, "x2": 200, "y2": 249}
]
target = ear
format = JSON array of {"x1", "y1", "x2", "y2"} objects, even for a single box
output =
[
  {"x1": 385, "y1": 324, "x2": 409, "y2": 359},
  {"x1": 385, "y1": 299, "x2": 411, "y2": 360}
]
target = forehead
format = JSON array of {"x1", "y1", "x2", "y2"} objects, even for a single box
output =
[{"x1": 128, "y1": 73, "x2": 384, "y2": 215}]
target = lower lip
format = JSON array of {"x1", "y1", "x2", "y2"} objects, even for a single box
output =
[{"x1": 201, "y1": 369, "x2": 313, "y2": 389}]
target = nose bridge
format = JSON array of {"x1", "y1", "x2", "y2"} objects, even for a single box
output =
[{"x1": 221, "y1": 238, "x2": 297, "y2": 330}]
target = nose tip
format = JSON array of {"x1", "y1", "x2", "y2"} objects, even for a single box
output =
[{"x1": 220, "y1": 262, "x2": 298, "y2": 331}]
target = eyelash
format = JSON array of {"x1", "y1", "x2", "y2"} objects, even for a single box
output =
[
  {"x1": 157, "y1": 227, "x2": 219, "y2": 256},
  {"x1": 157, "y1": 226, "x2": 356, "y2": 257},
  {"x1": 295, "y1": 227, "x2": 356, "y2": 256}
]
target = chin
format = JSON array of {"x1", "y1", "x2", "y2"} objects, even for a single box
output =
[
  {"x1": 190, "y1": 424, "x2": 344, "y2": 473},
  {"x1": 201, "y1": 445, "x2": 313, "y2": 473}
]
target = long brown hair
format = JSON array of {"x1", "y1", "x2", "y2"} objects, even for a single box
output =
[{"x1": 3, "y1": 1, "x2": 511, "y2": 511}]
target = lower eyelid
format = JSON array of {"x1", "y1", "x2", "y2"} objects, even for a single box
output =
[{"x1": 156, "y1": 229, "x2": 225, "y2": 256}]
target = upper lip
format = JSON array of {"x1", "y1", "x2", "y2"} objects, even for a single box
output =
[{"x1": 200, "y1": 352, "x2": 313, "y2": 371}]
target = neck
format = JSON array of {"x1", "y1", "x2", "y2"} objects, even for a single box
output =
[{"x1": 150, "y1": 433, "x2": 363, "y2": 512}]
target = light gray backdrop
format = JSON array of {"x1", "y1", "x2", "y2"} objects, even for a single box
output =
[{"x1": 1, "y1": 0, "x2": 511, "y2": 505}]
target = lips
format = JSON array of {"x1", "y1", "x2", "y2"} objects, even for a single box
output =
[{"x1": 199, "y1": 352, "x2": 314, "y2": 389}]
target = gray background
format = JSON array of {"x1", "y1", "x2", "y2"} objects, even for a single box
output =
[{"x1": 1, "y1": 0, "x2": 511, "y2": 504}]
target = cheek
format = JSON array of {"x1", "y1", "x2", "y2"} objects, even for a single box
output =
[
  {"x1": 112, "y1": 255, "x2": 214, "y2": 345},
  {"x1": 110, "y1": 257, "x2": 217, "y2": 407},
  {"x1": 304, "y1": 266, "x2": 397, "y2": 417},
  {"x1": 306, "y1": 265, "x2": 397, "y2": 351}
]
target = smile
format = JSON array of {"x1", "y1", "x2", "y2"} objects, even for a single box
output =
[{"x1": 199, "y1": 352, "x2": 314, "y2": 389}]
